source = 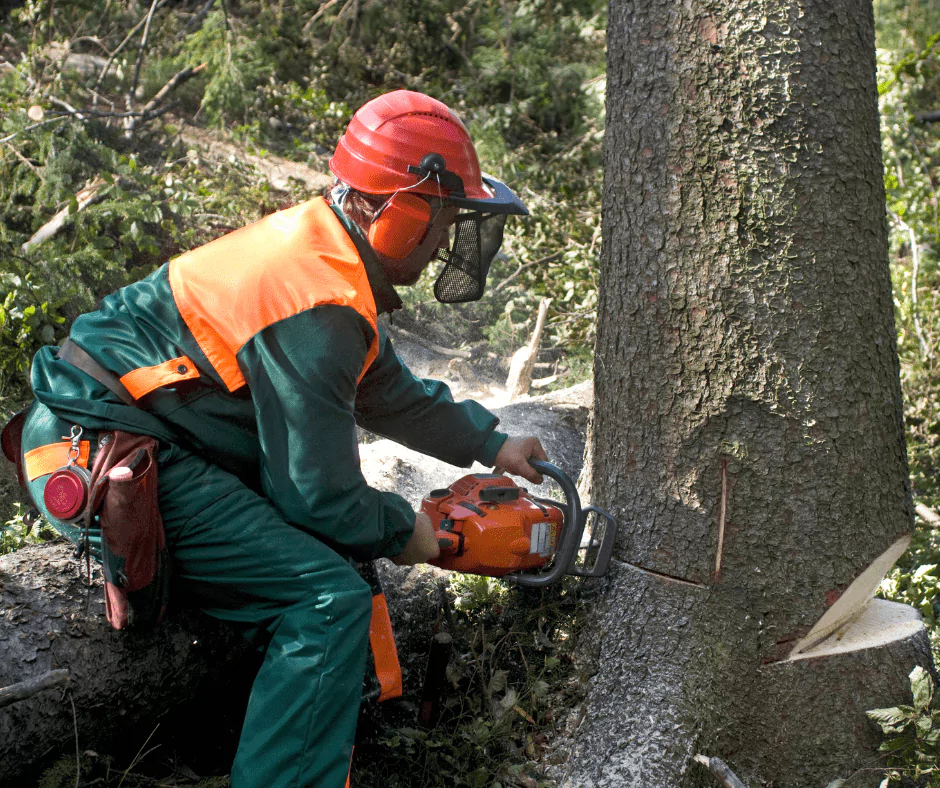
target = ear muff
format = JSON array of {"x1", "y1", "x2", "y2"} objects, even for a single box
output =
[{"x1": 368, "y1": 193, "x2": 432, "y2": 260}]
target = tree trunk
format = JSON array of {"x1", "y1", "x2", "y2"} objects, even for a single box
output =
[{"x1": 559, "y1": 0, "x2": 933, "y2": 785}]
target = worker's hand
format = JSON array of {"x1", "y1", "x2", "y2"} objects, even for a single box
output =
[
  {"x1": 494, "y1": 436, "x2": 549, "y2": 484},
  {"x1": 392, "y1": 512, "x2": 441, "y2": 566}
]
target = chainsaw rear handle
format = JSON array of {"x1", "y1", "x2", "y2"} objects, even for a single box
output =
[{"x1": 506, "y1": 460, "x2": 586, "y2": 588}]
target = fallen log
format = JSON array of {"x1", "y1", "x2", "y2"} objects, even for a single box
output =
[
  {"x1": 176, "y1": 121, "x2": 333, "y2": 194},
  {"x1": 0, "y1": 542, "x2": 248, "y2": 785}
]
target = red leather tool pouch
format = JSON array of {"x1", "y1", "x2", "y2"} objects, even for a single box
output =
[
  {"x1": 87, "y1": 431, "x2": 169, "y2": 630},
  {"x1": 1, "y1": 408, "x2": 31, "y2": 497}
]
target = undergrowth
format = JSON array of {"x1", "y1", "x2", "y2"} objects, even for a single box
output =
[
  {"x1": 867, "y1": 667, "x2": 940, "y2": 787},
  {"x1": 351, "y1": 574, "x2": 591, "y2": 788}
]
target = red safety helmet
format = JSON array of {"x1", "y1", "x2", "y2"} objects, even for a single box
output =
[
  {"x1": 330, "y1": 90, "x2": 528, "y2": 303},
  {"x1": 330, "y1": 90, "x2": 527, "y2": 215}
]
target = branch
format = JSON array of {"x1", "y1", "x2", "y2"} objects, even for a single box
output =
[
  {"x1": 68, "y1": 691, "x2": 80, "y2": 788},
  {"x1": 0, "y1": 59, "x2": 37, "y2": 90},
  {"x1": 124, "y1": 63, "x2": 207, "y2": 139},
  {"x1": 0, "y1": 115, "x2": 68, "y2": 144},
  {"x1": 915, "y1": 110, "x2": 940, "y2": 123},
  {"x1": 140, "y1": 63, "x2": 206, "y2": 118},
  {"x1": 126, "y1": 0, "x2": 162, "y2": 116},
  {"x1": 302, "y1": 0, "x2": 344, "y2": 33},
  {"x1": 694, "y1": 754, "x2": 748, "y2": 788},
  {"x1": 49, "y1": 95, "x2": 86, "y2": 121},
  {"x1": 93, "y1": 9, "x2": 153, "y2": 94},
  {"x1": 3, "y1": 141, "x2": 42, "y2": 174},
  {"x1": 493, "y1": 251, "x2": 563, "y2": 293},
  {"x1": 0, "y1": 669, "x2": 70, "y2": 708},
  {"x1": 531, "y1": 373, "x2": 561, "y2": 388},
  {"x1": 21, "y1": 176, "x2": 111, "y2": 253},
  {"x1": 177, "y1": 0, "x2": 217, "y2": 39},
  {"x1": 916, "y1": 503, "x2": 940, "y2": 528},
  {"x1": 69, "y1": 36, "x2": 110, "y2": 55}
]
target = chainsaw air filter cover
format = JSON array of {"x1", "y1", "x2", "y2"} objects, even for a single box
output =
[{"x1": 422, "y1": 473, "x2": 564, "y2": 577}]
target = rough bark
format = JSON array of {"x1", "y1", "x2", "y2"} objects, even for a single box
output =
[{"x1": 559, "y1": 0, "x2": 930, "y2": 785}]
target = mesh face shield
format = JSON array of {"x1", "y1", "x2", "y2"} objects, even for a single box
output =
[{"x1": 433, "y1": 212, "x2": 508, "y2": 303}]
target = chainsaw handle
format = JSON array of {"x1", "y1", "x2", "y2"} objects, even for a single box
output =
[
  {"x1": 436, "y1": 533, "x2": 460, "y2": 555},
  {"x1": 507, "y1": 460, "x2": 584, "y2": 588}
]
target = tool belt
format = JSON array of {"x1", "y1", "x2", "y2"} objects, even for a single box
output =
[{"x1": 0, "y1": 339, "x2": 169, "y2": 630}]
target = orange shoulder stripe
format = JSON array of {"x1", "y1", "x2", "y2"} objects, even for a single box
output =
[
  {"x1": 24, "y1": 441, "x2": 91, "y2": 482},
  {"x1": 119, "y1": 356, "x2": 200, "y2": 400},
  {"x1": 169, "y1": 198, "x2": 379, "y2": 392}
]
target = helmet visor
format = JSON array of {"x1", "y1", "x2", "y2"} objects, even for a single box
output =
[
  {"x1": 445, "y1": 175, "x2": 529, "y2": 216},
  {"x1": 433, "y1": 212, "x2": 507, "y2": 303}
]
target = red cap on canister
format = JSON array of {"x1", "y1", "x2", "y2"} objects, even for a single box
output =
[{"x1": 44, "y1": 469, "x2": 89, "y2": 521}]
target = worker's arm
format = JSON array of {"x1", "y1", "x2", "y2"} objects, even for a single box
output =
[
  {"x1": 354, "y1": 326, "x2": 508, "y2": 468},
  {"x1": 238, "y1": 305, "x2": 417, "y2": 562}
]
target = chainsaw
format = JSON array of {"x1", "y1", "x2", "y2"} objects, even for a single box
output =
[{"x1": 421, "y1": 460, "x2": 617, "y2": 587}]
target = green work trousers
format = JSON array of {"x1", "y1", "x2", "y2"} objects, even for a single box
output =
[{"x1": 23, "y1": 401, "x2": 371, "y2": 788}]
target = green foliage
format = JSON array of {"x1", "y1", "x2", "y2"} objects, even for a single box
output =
[
  {"x1": 39, "y1": 749, "x2": 231, "y2": 788},
  {"x1": 0, "y1": 0, "x2": 606, "y2": 397},
  {"x1": 0, "y1": 503, "x2": 56, "y2": 555},
  {"x1": 352, "y1": 573, "x2": 587, "y2": 788},
  {"x1": 877, "y1": 4, "x2": 940, "y2": 517},
  {"x1": 0, "y1": 17, "x2": 319, "y2": 399},
  {"x1": 867, "y1": 666, "x2": 940, "y2": 786},
  {"x1": 875, "y1": 12, "x2": 940, "y2": 667},
  {"x1": 882, "y1": 562, "x2": 940, "y2": 631},
  {"x1": 0, "y1": 262, "x2": 66, "y2": 397},
  {"x1": 175, "y1": 11, "x2": 275, "y2": 126}
]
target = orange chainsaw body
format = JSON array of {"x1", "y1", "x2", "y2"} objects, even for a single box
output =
[{"x1": 422, "y1": 473, "x2": 564, "y2": 577}]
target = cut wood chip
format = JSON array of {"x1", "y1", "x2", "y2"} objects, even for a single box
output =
[
  {"x1": 786, "y1": 598, "x2": 924, "y2": 661},
  {"x1": 788, "y1": 534, "x2": 911, "y2": 658}
]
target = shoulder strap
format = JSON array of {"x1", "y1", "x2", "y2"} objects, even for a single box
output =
[{"x1": 57, "y1": 339, "x2": 137, "y2": 406}]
